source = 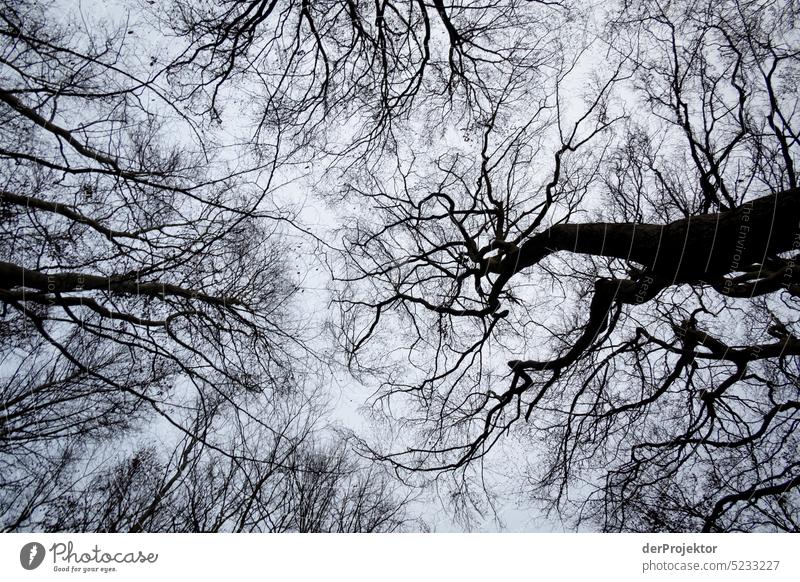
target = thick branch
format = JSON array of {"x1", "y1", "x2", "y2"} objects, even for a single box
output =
[
  {"x1": 497, "y1": 188, "x2": 800, "y2": 283},
  {"x1": 0, "y1": 260, "x2": 239, "y2": 307}
]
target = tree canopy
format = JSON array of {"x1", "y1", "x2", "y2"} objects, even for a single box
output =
[{"x1": 1, "y1": 0, "x2": 798, "y2": 532}]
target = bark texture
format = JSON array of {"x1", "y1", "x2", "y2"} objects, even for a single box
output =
[{"x1": 496, "y1": 187, "x2": 800, "y2": 282}]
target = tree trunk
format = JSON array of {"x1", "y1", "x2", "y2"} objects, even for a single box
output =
[{"x1": 500, "y1": 187, "x2": 800, "y2": 282}]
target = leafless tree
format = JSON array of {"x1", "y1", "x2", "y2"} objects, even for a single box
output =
[
  {"x1": 334, "y1": 0, "x2": 800, "y2": 532},
  {"x1": 5, "y1": 0, "x2": 797, "y2": 534},
  {"x1": 155, "y1": 0, "x2": 572, "y2": 163},
  {"x1": 0, "y1": 0, "x2": 411, "y2": 532},
  {"x1": 40, "y1": 429, "x2": 413, "y2": 533}
]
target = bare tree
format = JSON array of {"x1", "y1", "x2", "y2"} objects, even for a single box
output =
[
  {"x1": 335, "y1": 0, "x2": 800, "y2": 532},
  {"x1": 42, "y1": 429, "x2": 413, "y2": 533},
  {"x1": 5, "y1": 0, "x2": 797, "y2": 534},
  {"x1": 155, "y1": 0, "x2": 571, "y2": 163},
  {"x1": 0, "y1": 0, "x2": 411, "y2": 532}
]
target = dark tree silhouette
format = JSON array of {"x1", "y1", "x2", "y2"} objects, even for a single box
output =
[
  {"x1": 3, "y1": 0, "x2": 798, "y2": 534},
  {"x1": 0, "y1": 0, "x2": 411, "y2": 532},
  {"x1": 44, "y1": 432, "x2": 413, "y2": 533},
  {"x1": 157, "y1": 0, "x2": 569, "y2": 162},
  {"x1": 334, "y1": 0, "x2": 800, "y2": 532}
]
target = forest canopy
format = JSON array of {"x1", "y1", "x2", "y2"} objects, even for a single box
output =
[{"x1": 1, "y1": 0, "x2": 798, "y2": 532}]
